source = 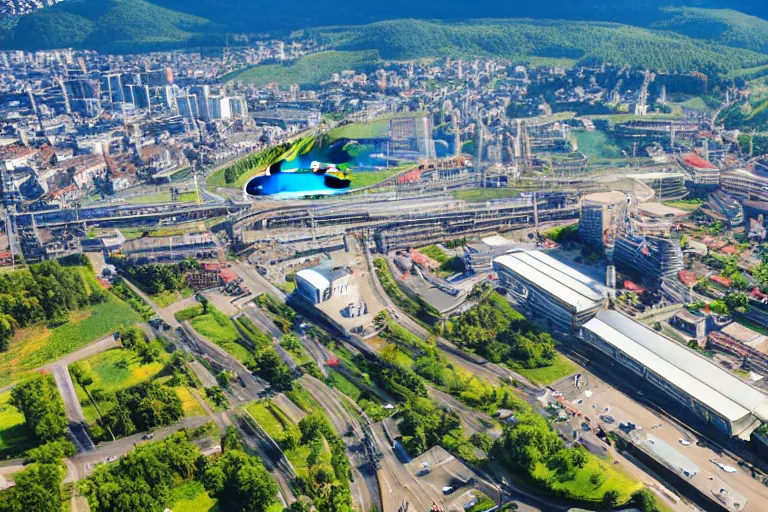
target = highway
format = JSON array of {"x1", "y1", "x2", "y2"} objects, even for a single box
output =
[
  {"x1": 64, "y1": 415, "x2": 212, "y2": 482},
  {"x1": 300, "y1": 375, "x2": 381, "y2": 512},
  {"x1": 360, "y1": 242, "x2": 539, "y2": 392}
]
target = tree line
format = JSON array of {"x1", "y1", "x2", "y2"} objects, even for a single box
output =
[
  {"x1": 0, "y1": 259, "x2": 95, "y2": 351},
  {"x1": 448, "y1": 292, "x2": 558, "y2": 369}
]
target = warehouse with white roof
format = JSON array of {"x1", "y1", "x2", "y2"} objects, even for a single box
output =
[
  {"x1": 492, "y1": 250, "x2": 606, "y2": 333},
  {"x1": 581, "y1": 310, "x2": 768, "y2": 439}
]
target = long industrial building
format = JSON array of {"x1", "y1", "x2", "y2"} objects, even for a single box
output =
[
  {"x1": 580, "y1": 310, "x2": 768, "y2": 439},
  {"x1": 493, "y1": 250, "x2": 606, "y2": 333}
]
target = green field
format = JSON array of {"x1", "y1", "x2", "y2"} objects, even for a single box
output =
[
  {"x1": 285, "y1": 385, "x2": 322, "y2": 414},
  {"x1": 531, "y1": 455, "x2": 642, "y2": 502},
  {"x1": 663, "y1": 199, "x2": 704, "y2": 211},
  {"x1": 73, "y1": 345, "x2": 204, "y2": 423},
  {"x1": 151, "y1": 290, "x2": 180, "y2": 308},
  {"x1": 168, "y1": 480, "x2": 217, "y2": 512},
  {"x1": 452, "y1": 188, "x2": 521, "y2": 202},
  {"x1": 0, "y1": 390, "x2": 35, "y2": 458},
  {"x1": 245, "y1": 400, "x2": 291, "y2": 440},
  {"x1": 418, "y1": 245, "x2": 449, "y2": 265},
  {"x1": 185, "y1": 306, "x2": 253, "y2": 364},
  {"x1": 573, "y1": 130, "x2": 622, "y2": 159},
  {"x1": 513, "y1": 353, "x2": 578, "y2": 385},
  {"x1": 226, "y1": 50, "x2": 380, "y2": 88},
  {"x1": 349, "y1": 167, "x2": 409, "y2": 189},
  {"x1": 245, "y1": 399, "x2": 330, "y2": 478},
  {"x1": 326, "y1": 120, "x2": 390, "y2": 141},
  {"x1": 73, "y1": 344, "x2": 168, "y2": 422},
  {"x1": 0, "y1": 285, "x2": 140, "y2": 388},
  {"x1": 327, "y1": 370, "x2": 362, "y2": 401}
]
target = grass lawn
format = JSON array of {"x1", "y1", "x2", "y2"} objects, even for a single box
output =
[
  {"x1": 278, "y1": 280, "x2": 296, "y2": 294},
  {"x1": 326, "y1": 120, "x2": 390, "y2": 141},
  {"x1": 513, "y1": 354, "x2": 578, "y2": 385},
  {"x1": 286, "y1": 439, "x2": 332, "y2": 477},
  {"x1": 0, "y1": 293, "x2": 140, "y2": 388},
  {"x1": 418, "y1": 245, "x2": 449, "y2": 265},
  {"x1": 466, "y1": 491, "x2": 495, "y2": 512},
  {"x1": 286, "y1": 384, "x2": 322, "y2": 414},
  {"x1": 118, "y1": 217, "x2": 224, "y2": 241},
  {"x1": 662, "y1": 199, "x2": 704, "y2": 211},
  {"x1": 573, "y1": 129, "x2": 622, "y2": 159},
  {"x1": 175, "y1": 386, "x2": 206, "y2": 417},
  {"x1": 246, "y1": 399, "x2": 329, "y2": 479},
  {"x1": 380, "y1": 344, "x2": 415, "y2": 369},
  {"x1": 0, "y1": 390, "x2": 35, "y2": 459},
  {"x1": 151, "y1": 290, "x2": 180, "y2": 308},
  {"x1": 188, "y1": 307, "x2": 253, "y2": 364},
  {"x1": 245, "y1": 400, "x2": 292, "y2": 439},
  {"x1": 168, "y1": 480, "x2": 217, "y2": 512},
  {"x1": 347, "y1": 165, "x2": 415, "y2": 189},
  {"x1": 531, "y1": 455, "x2": 642, "y2": 502},
  {"x1": 451, "y1": 188, "x2": 521, "y2": 202},
  {"x1": 327, "y1": 370, "x2": 362, "y2": 401},
  {"x1": 73, "y1": 345, "x2": 169, "y2": 423}
]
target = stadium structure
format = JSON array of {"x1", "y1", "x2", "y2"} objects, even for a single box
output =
[{"x1": 492, "y1": 250, "x2": 607, "y2": 333}]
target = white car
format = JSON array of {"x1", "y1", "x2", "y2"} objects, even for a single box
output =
[
  {"x1": 105, "y1": 455, "x2": 118, "y2": 463},
  {"x1": 679, "y1": 439, "x2": 691, "y2": 446}
]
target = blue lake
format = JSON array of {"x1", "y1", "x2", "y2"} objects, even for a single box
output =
[
  {"x1": 245, "y1": 172, "x2": 351, "y2": 198},
  {"x1": 245, "y1": 138, "x2": 384, "y2": 198}
]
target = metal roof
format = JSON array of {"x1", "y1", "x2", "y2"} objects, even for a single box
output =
[
  {"x1": 493, "y1": 251, "x2": 604, "y2": 313},
  {"x1": 295, "y1": 269, "x2": 330, "y2": 292},
  {"x1": 584, "y1": 310, "x2": 768, "y2": 425}
]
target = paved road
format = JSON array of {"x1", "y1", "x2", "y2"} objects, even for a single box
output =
[
  {"x1": 300, "y1": 375, "x2": 382, "y2": 512},
  {"x1": 42, "y1": 335, "x2": 118, "y2": 371},
  {"x1": 64, "y1": 415, "x2": 211, "y2": 482},
  {"x1": 46, "y1": 336, "x2": 119, "y2": 453},
  {"x1": 179, "y1": 321, "x2": 267, "y2": 400},
  {"x1": 360, "y1": 245, "x2": 538, "y2": 391},
  {"x1": 427, "y1": 387, "x2": 502, "y2": 439},
  {"x1": 52, "y1": 364, "x2": 86, "y2": 424},
  {"x1": 233, "y1": 261, "x2": 287, "y2": 301}
]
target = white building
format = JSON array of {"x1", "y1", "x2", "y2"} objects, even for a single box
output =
[
  {"x1": 581, "y1": 310, "x2": 768, "y2": 439},
  {"x1": 295, "y1": 267, "x2": 351, "y2": 304}
]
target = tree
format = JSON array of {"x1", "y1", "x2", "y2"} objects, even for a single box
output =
[
  {"x1": 100, "y1": 382, "x2": 183, "y2": 438},
  {"x1": 724, "y1": 292, "x2": 749, "y2": 313},
  {"x1": 601, "y1": 489, "x2": 622, "y2": 509},
  {"x1": 10, "y1": 375, "x2": 68, "y2": 443},
  {"x1": 0, "y1": 463, "x2": 64, "y2": 512},
  {"x1": 469, "y1": 432, "x2": 494, "y2": 453},
  {"x1": 202, "y1": 450, "x2": 278, "y2": 512},
  {"x1": 630, "y1": 489, "x2": 661, "y2": 512},
  {"x1": 546, "y1": 447, "x2": 588, "y2": 480},
  {"x1": 497, "y1": 413, "x2": 563, "y2": 471},
  {"x1": 24, "y1": 439, "x2": 75, "y2": 465},
  {"x1": 206, "y1": 386, "x2": 228, "y2": 408},
  {"x1": 198, "y1": 294, "x2": 209, "y2": 314},
  {"x1": 80, "y1": 432, "x2": 203, "y2": 512},
  {"x1": 0, "y1": 314, "x2": 15, "y2": 352},
  {"x1": 251, "y1": 348, "x2": 293, "y2": 391},
  {"x1": 221, "y1": 426, "x2": 242, "y2": 452}
]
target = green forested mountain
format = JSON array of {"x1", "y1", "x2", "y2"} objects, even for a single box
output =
[
  {"x1": 313, "y1": 19, "x2": 768, "y2": 76},
  {"x1": 4, "y1": 0, "x2": 768, "y2": 82},
  {"x1": 653, "y1": 7, "x2": 768, "y2": 54},
  {"x1": 0, "y1": 0, "x2": 218, "y2": 53}
]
